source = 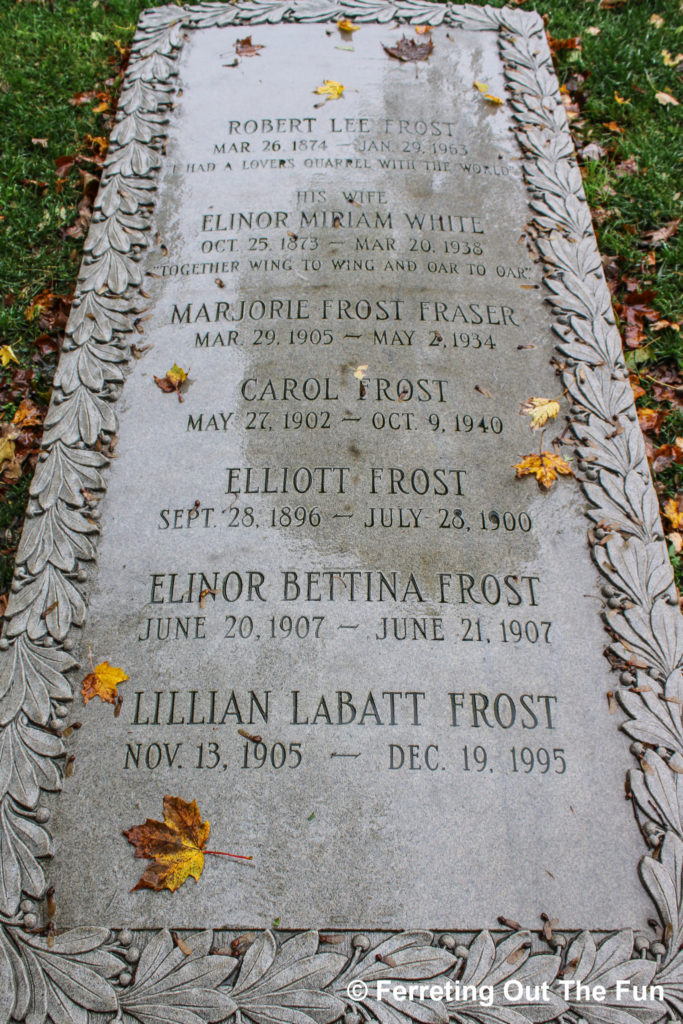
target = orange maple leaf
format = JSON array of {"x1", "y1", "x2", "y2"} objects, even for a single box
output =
[
  {"x1": 664, "y1": 497, "x2": 683, "y2": 531},
  {"x1": 514, "y1": 452, "x2": 573, "y2": 490},
  {"x1": 81, "y1": 661, "x2": 129, "y2": 707},
  {"x1": 123, "y1": 795, "x2": 252, "y2": 893}
]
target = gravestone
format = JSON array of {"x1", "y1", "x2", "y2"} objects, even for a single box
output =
[{"x1": 1, "y1": 4, "x2": 682, "y2": 1023}]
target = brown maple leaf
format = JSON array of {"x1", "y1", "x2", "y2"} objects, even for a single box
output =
[
  {"x1": 235, "y1": 36, "x2": 264, "y2": 56},
  {"x1": 514, "y1": 452, "x2": 573, "y2": 490},
  {"x1": 383, "y1": 36, "x2": 434, "y2": 62},
  {"x1": 123, "y1": 795, "x2": 252, "y2": 893},
  {"x1": 642, "y1": 219, "x2": 680, "y2": 248}
]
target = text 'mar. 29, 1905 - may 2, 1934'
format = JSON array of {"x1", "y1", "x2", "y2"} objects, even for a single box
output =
[{"x1": 2, "y1": 4, "x2": 683, "y2": 1024}]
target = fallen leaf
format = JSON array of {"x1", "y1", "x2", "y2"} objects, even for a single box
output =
[
  {"x1": 123, "y1": 794, "x2": 252, "y2": 893},
  {"x1": 337, "y1": 18, "x2": 359, "y2": 32},
  {"x1": 12, "y1": 398, "x2": 42, "y2": 428},
  {"x1": 514, "y1": 452, "x2": 573, "y2": 490},
  {"x1": 414, "y1": 25, "x2": 431, "y2": 34},
  {"x1": 0, "y1": 436, "x2": 16, "y2": 469},
  {"x1": 603, "y1": 121, "x2": 623, "y2": 133},
  {"x1": 81, "y1": 661, "x2": 129, "y2": 706},
  {"x1": 637, "y1": 407, "x2": 668, "y2": 434},
  {"x1": 614, "y1": 91, "x2": 630, "y2": 105},
  {"x1": 520, "y1": 396, "x2": 560, "y2": 430},
  {"x1": 642, "y1": 218, "x2": 680, "y2": 247},
  {"x1": 586, "y1": 26, "x2": 601, "y2": 36},
  {"x1": 650, "y1": 13, "x2": 664, "y2": 27},
  {"x1": 662, "y1": 50, "x2": 683, "y2": 67},
  {"x1": 0, "y1": 345, "x2": 20, "y2": 367},
  {"x1": 69, "y1": 89, "x2": 98, "y2": 106},
  {"x1": 235, "y1": 36, "x2": 264, "y2": 56},
  {"x1": 123, "y1": 795, "x2": 211, "y2": 893},
  {"x1": 581, "y1": 142, "x2": 606, "y2": 161},
  {"x1": 547, "y1": 34, "x2": 581, "y2": 54},
  {"x1": 314, "y1": 79, "x2": 344, "y2": 99},
  {"x1": 31, "y1": 137, "x2": 48, "y2": 147},
  {"x1": 154, "y1": 363, "x2": 188, "y2": 402},
  {"x1": 651, "y1": 439, "x2": 683, "y2": 473},
  {"x1": 354, "y1": 364, "x2": 368, "y2": 380},
  {"x1": 656, "y1": 91, "x2": 679, "y2": 107},
  {"x1": 615, "y1": 156, "x2": 638, "y2": 176},
  {"x1": 473, "y1": 80, "x2": 503, "y2": 104},
  {"x1": 664, "y1": 497, "x2": 683, "y2": 531},
  {"x1": 383, "y1": 36, "x2": 434, "y2": 62}
]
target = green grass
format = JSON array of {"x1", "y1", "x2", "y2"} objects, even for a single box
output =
[{"x1": 0, "y1": 0, "x2": 681, "y2": 596}]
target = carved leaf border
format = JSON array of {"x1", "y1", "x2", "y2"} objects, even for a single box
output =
[{"x1": 0, "y1": 2, "x2": 681, "y2": 1022}]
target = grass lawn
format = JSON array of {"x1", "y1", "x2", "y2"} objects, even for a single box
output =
[{"x1": 0, "y1": 0, "x2": 681, "y2": 605}]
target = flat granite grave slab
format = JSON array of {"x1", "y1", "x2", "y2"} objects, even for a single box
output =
[{"x1": 1, "y1": 3, "x2": 682, "y2": 1024}]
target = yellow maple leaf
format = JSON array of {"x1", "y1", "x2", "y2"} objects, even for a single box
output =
[
  {"x1": 473, "y1": 81, "x2": 503, "y2": 105},
  {"x1": 664, "y1": 498, "x2": 683, "y2": 531},
  {"x1": 166, "y1": 363, "x2": 188, "y2": 386},
  {"x1": 614, "y1": 91, "x2": 630, "y2": 105},
  {"x1": 0, "y1": 436, "x2": 16, "y2": 468},
  {"x1": 337, "y1": 18, "x2": 359, "y2": 32},
  {"x1": 0, "y1": 345, "x2": 19, "y2": 367},
  {"x1": 123, "y1": 795, "x2": 252, "y2": 893},
  {"x1": 12, "y1": 398, "x2": 41, "y2": 428},
  {"x1": 520, "y1": 396, "x2": 560, "y2": 430},
  {"x1": 81, "y1": 661, "x2": 129, "y2": 706},
  {"x1": 656, "y1": 91, "x2": 680, "y2": 107},
  {"x1": 514, "y1": 452, "x2": 573, "y2": 491},
  {"x1": 314, "y1": 80, "x2": 344, "y2": 99}
]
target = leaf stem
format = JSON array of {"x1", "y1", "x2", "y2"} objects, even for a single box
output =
[{"x1": 205, "y1": 850, "x2": 253, "y2": 861}]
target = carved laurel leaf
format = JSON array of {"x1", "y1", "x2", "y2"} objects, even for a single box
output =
[
  {"x1": 347, "y1": 932, "x2": 455, "y2": 984},
  {"x1": 0, "y1": 717, "x2": 63, "y2": 807},
  {"x1": 232, "y1": 930, "x2": 345, "y2": 1024},
  {"x1": 0, "y1": 636, "x2": 75, "y2": 726},
  {"x1": 15, "y1": 927, "x2": 120, "y2": 1024},
  {"x1": 619, "y1": 672, "x2": 683, "y2": 753},
  {"x1": 562, "y1": 931, "x2": 662, "y2": 1024},
  {"x1": 66, "y1": 290, "x2": 135, "y2": 345},
  {"x1": 54, "y1": 342, "x2": 127, "y2": 395},
  {"x1": 30, "y1": 441, "x2": 109, "y2": 510},
  {"x1": 594, "y1": 539, "x2": 674, "y2": 610},
  {"x1": 42, "y1": 386, "x2": 117, "y2": 447},
  {"x1": 16, "y1": 502, "x2": 97, "y2": 576},
  {"x1": 4, "y1": 564, "x2": 86, "y2": 641},
  {"x1": 0, "y1": 799, "x2": 51, "y2": 907},
  {"x1": 641, "y1": 833, "x2": 683, "y2": 957},
  {"x1": 120, "y1": 929, "x2": 236, "y2": 1024},
  {"x1": 629, "y1": 750, "x2": 682, "y2": 837},
  {"x1": 450, "y1": 932, "x2": 564, "y2": 1024}
]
